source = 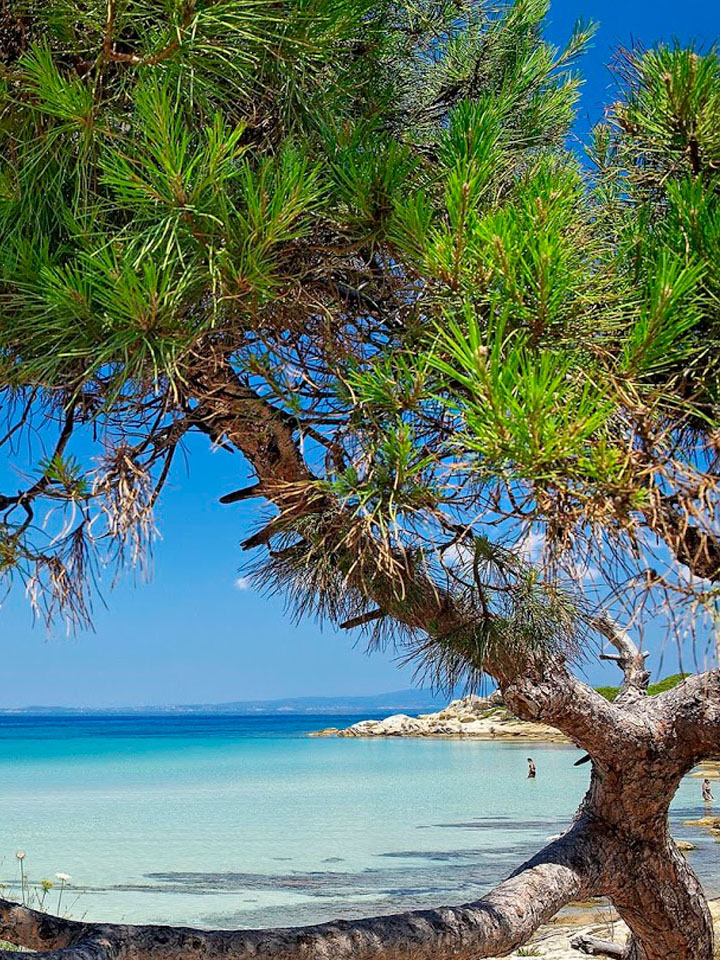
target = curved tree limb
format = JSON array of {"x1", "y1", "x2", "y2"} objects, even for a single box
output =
[
  {"x1": 650, "y1": 669, "x2": 720, "y2": 765},
  {"x1": 0, "y1": 831, "x2": 595, "y2": 960},
  {"x1": 498, "y1": 665, "x2": 644, "y2": 764}
]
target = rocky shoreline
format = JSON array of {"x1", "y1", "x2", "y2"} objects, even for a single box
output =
[
  {"x1": 486, "y1": 898, "x2": 720, "y2": 959},
  {"x1": 692, "y1": 759, "x2": 720, "y2": 779},
  {"x1": 310, "y1": 693, "x2": 571, "y2": 742}
]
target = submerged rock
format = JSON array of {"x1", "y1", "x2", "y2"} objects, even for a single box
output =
[{"x1": 684, "y1": 816, "x2": 720, "y2": 834}]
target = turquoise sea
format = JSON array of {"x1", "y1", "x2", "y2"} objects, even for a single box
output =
[{"x1": 0, "y1": 714, "x2": 717, "y2": 928}]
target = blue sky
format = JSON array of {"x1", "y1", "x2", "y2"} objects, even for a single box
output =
[
  {"x1": 545, "y1": 0, "x2": 718, "y2": 138},
  {"x1": 1, "y1": 0, "x2": 718, "y2": 708}
]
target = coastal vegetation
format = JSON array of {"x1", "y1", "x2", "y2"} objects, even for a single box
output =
[
  {"x1": 0, "y1": 0, "x2": 719, "y2": 958},
  {"x1": 594, "y1": 674, "x2": 688, "y2": 702}
]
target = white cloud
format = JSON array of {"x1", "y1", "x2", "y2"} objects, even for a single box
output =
[
  {"x1": 441, "y1": 541, "x2": 475, "y2": 568},
  {"x1": 519, "y1": 529, "x2": 601, "y2": 585},
  {"x1": 234, "y1": 576, "x2": 252, "y2": 591},
  {"x1": 518, "y1": 530, "x2": 545, "y2": 563}
]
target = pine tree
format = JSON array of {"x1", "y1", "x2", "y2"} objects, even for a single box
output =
[{"x1": 1, "y1": 2, "x2": 719, "y2": 958}]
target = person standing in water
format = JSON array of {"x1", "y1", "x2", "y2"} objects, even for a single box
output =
[
  {"x1": 702, "y1": 778, "x2": 714, "y2": 803},
  {"x1": 527, "y1": 758, "x2": 536, "y2": 779}
]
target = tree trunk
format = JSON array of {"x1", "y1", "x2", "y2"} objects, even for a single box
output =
[
  {"x1": 181, "y1": 358, "x2": 717, "y2": 960},
  {"x1": 570, "y1": 832, "x2": 714, "y2": 960},
  {"x1": 605, "y1": 833, "x2": 714, "y2": 960}
]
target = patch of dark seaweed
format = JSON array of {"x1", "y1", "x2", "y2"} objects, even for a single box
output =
[
  {"x1": 197, "y1": 885, "x2": 493, "y2": 930},
  {"x1": 144, "y1": 871, "x2": 365, "y2": 891},
  {"x1": 137, "y1": 864, "x2": 492, "y2": 899},
  {"x1": 379, "y1": 849, "x2": 487, "y2": 861},
  {"x1": 432, "y1": 819, "x2": 560, "y2": 830}
]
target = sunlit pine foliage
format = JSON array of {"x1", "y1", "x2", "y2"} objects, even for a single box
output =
[{"x1": 1, "y1": 0, "x2": 719, "y2": 679}]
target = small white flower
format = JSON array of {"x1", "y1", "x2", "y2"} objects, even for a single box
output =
[
  {"x1": 55, "y1": 873, "x2": 71, "y2": 883},
  {"x1": 15, "y1": 850, "x2": 26, "y2": 861}
]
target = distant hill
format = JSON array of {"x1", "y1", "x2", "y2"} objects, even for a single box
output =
[
  {"x1": 1, "y1": 677, "x2": 690, "y2": 716},
  {"x1": 0, "y1": 688, "x2": 457, "y2": 717}
]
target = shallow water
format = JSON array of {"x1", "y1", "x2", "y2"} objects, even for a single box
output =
[{"x1": 0, "y1": 714, "x2": 716, "y2": 927}]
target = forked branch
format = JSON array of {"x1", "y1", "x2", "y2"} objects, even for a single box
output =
[{"x1": 593, "y1": 617, "x2": 650, "y2": 703}]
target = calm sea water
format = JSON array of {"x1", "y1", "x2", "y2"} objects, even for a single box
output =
[{"x1": 0, "y1": 714, "x2": 717, "y2": 928}]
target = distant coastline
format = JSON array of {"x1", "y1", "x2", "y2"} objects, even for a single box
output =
[{"x1": 0, "y1": 688, "x2": 455, "y2": 717}]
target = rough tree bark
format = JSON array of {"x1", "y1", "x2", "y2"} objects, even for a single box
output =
[
  {"x1": 2, "y1": 354, "x2": 716, "y2": 960},
  {"x1": 504, "y1": 622, "x2": 717, "y2": 960}
]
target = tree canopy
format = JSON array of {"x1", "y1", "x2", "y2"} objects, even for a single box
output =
[{"x1": 1, "y1": 0, "x2": 719, "y2": 674}]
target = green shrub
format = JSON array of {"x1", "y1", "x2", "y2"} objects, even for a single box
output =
[{"x1": 594, "y1": 674, "x2": 688, "y2": 702}]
